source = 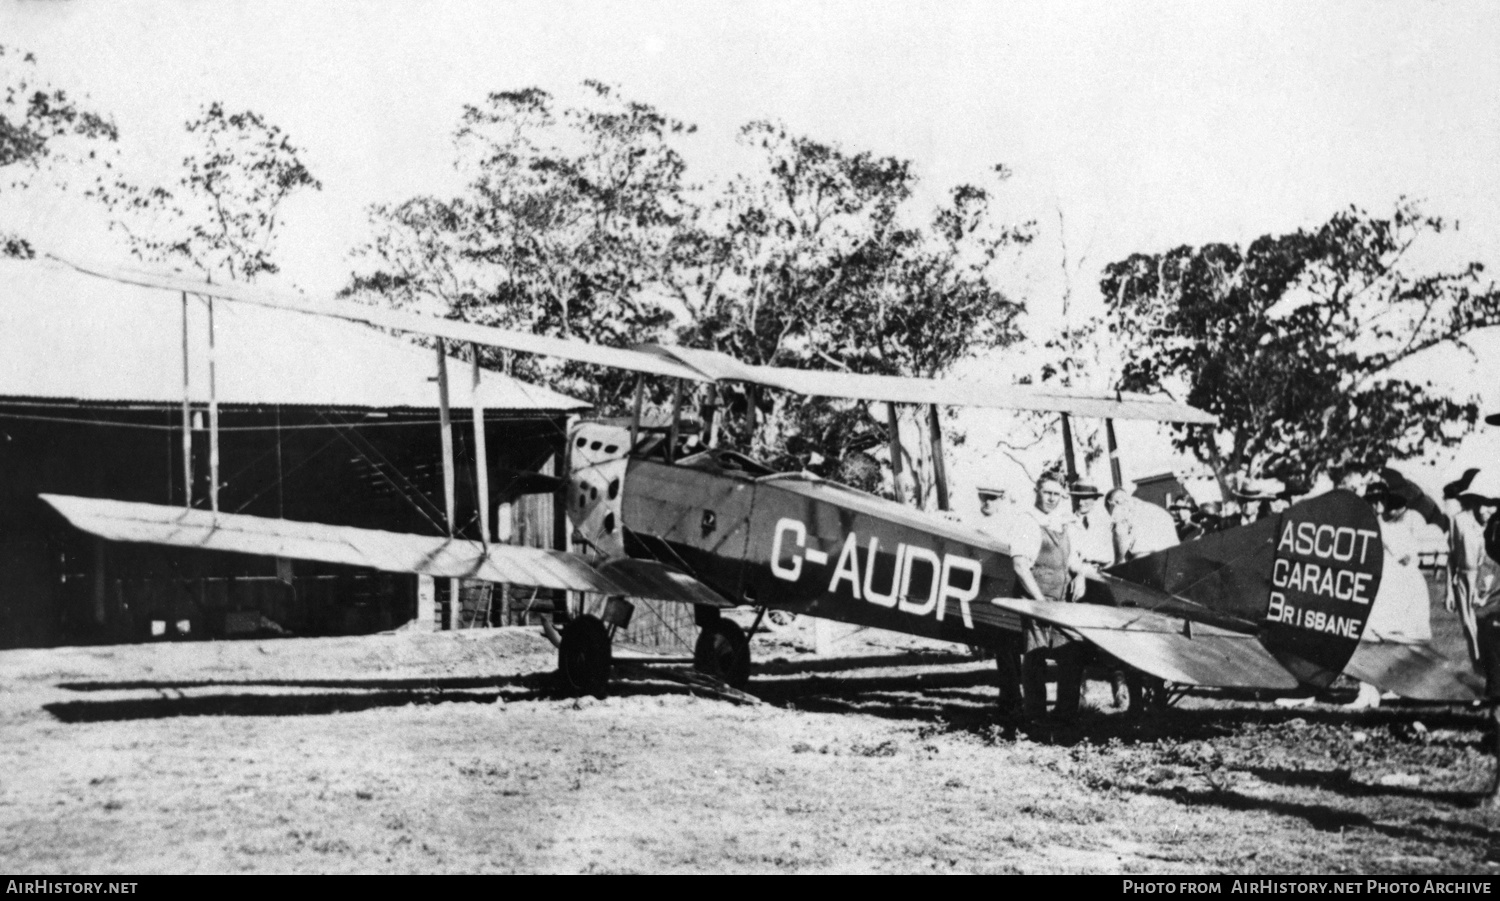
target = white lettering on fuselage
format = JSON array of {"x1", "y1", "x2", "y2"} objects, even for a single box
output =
[{"x1": 770, "y1": 517, "x2": 980, "y2": 628}]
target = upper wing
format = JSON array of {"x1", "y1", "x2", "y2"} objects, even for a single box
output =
[
  {"x1": 636, "y1": 345, "x2": 1216, "y2": 424},
  {"x1": 48, "y1": 256, "x2": 1215, "y2": 425},
  {"x1": 41, "y1": 494, "x2": 735, "y2": 608},
  {"x1": 992, "y1": 597, "x2": 1298, "y2": 689},
  {"x1": 47, "y1": 256, "x2": 709, "y2": 383}
]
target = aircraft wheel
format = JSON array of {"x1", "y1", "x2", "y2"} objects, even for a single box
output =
[
  {"x1": 558, "y1": 614, "x2": 612, "y2": 700},
  {"x1": 1124, "y1": 672, "x2": 1170, "y2": 715},
  {"x1": 694, "y1": 619, "x2": 751, "y2": 689},
  {"x1": 763, "y1": 609, "x2": 798, "y2": 632}
]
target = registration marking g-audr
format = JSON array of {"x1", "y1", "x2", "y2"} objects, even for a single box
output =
[{"x1": 769, "y1": 517, "x2": 981, "y2": 628}]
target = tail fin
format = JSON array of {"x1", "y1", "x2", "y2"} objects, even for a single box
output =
[
  {"x1": 1104, "y1": 489, "x2": 1381, "y2": 690},
  {"x1": 1256, "y1": 489, "x2": 1382, "y2": 688}
]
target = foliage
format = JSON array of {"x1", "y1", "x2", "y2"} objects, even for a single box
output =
[
  {"x1": 345, "y1": 82, "x2": 692, "y2": 408},
  {"x1": 672, "y1": 121, "x2": 1034, "y2": 490},
  {"x1": 0, "y1": 45, "x2": 118, "y2": 257},
  {"x1": 348, "y1": 89, "x2": 1036, "y2": 495},
  {"x1": 1103, "y1": 200, "x2": 1500, "y2": 483},
  {"x1": 97, "y1": 103, "x2": 320, "y2": 281}
]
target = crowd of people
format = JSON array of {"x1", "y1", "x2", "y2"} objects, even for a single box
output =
[{"x1": 973, "y1": 463, "x2": 1500, "y2": 722}]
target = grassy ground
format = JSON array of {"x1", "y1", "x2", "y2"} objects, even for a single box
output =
[{"x1": 1, "y1": 584, "x2": 1498, "y2": 874}]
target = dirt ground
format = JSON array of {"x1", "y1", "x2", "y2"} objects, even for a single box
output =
[{"x1": 3, "y1": 611, "x2": 1500, "y2": 875}]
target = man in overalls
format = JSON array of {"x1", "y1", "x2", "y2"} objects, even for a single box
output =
[
  {"x1": 1009, "y1": 475, "x2": 1098, "y2": 718},
  {"x1": 977, "y1": 486, "x2": 1026, "y2": 717}
]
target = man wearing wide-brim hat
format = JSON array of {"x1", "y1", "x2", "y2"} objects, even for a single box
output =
[
  {"x1": 1230, "y1": 475, "x2": 1282, "y2": 522},
  {"x1": 1068, "y1": 479, "x2": 1102, "y2": 499},
  {"x1": 1364, "y1": 481, "x2": 1408, "y2": 513},
  {"x1": 1069, "y1": 479, "x2": 1114, "y2": 569},
  {"x1": 1168, "y1": 497, "x2": 1204, "y2": 542},
  {"x1": 1230, "y1": 475, "x2": 1285, "y2": 501}
]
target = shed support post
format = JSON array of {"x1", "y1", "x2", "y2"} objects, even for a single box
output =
[
  {"x1": 207, "y1": 296, "x2": 220, "y2": 516},
  {"x1": 180, "y1": 292, "x2": 192, "y2": 509},
  {"x1": 92, "y1": 539, "x2": 107, "y2": 627}
]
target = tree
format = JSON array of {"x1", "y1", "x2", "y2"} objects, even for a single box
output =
[
  {"x1": 1103, "y1": 199, "x2": 1500, "y2": 484},
  {"x1": 345, "y1": 82, "x2": 692, "y2": 408},
  {"x1": 0, "y1": 44, "x2": 117, "y2": 257},
  {"x1": 98, "y1": 103, "x2": 320, "y2": 281},
  {"x1": 672, "y1": 121, "x2": 1034, "y2": 494},
  {"x1": 347, "y1": 92, "x2": 1038, "y2": 499},
  {"x1": 976, "y1": 208, "x2": 1117, "y2": 488}
]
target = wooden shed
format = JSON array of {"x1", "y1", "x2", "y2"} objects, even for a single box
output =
[{"x1": 0, "y1": 259, "x2": 589, "y2": 647}]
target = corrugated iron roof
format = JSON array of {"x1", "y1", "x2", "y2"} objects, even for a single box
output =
[{"x1": 1, "y1": 258, "x2": 588, "y2": 412}]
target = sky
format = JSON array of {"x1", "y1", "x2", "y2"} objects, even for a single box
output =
[{"x1": 5, "y1": 0, "x2": 1500, "y2": 496}]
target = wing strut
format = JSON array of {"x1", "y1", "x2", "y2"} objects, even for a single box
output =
[
  {"x1": 629, "y1": 373, "x2": 644, "y2": 450},
  {"x1": 471, "y1": 345, "x2": 491, "y2": 547},
  {"x1": 886, "y1": 403, "x2": 906, "y2": 504},
  {"x1": 1104, "y1": 418, "x2": 1123, "y2": 489},
  {"x1": 1060, "y1": 412, "x2": 1078, "y2": 484},
  {"x1": 435, "y1": 340, "x2": 457, "y2": 629},
  {"x1": 666, "y1": 378, "x2": 684, "y2": 464},
  {"x1": 927, "y1": 404, "x2": 950, "y2": 511}
]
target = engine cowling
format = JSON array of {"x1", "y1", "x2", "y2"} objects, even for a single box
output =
[{"x1": 565, "y1": 422, "x2": 632, "y2": 557}]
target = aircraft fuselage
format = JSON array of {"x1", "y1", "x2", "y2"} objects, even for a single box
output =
[{"x1": 566, "y1": 424, "x2": 1024, "y2": 646}]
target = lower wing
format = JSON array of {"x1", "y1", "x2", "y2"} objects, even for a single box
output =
[{"x1": 42, "y1": 494, "x2": 734, "y2": 609}]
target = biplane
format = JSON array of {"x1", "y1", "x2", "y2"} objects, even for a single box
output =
[{"x1": 33, "y1": 256, "x2": 1482, "y2": 707}]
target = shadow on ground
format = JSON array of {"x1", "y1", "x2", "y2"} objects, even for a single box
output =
[{"x1": 41, "y1": 671, "x2": 701, "y2": 722}]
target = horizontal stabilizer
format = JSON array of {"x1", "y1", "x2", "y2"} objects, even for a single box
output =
[
  {"x1": 992, "y1": 598, "x2": 1298, "y2": 689},
  {"x1": 1343, "y1": 640, "x2": 1481, "y2": 702},
  {"x1": 42, "y1": 494, "x2": 735, "y2": 608}
]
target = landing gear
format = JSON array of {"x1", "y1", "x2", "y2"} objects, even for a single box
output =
[
  {"x1": 694, "y1": 619, "x2": 751, "y2": 689},
  {"x1": 558, "y1": 614, "x2": 612, "y2": 699},
  {"x1": 1123, "y1": 671, "x2": 1172, "y2": 715},
  {"x1": 763, "y1": 609, "x2": 799, "y2": 632}
]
